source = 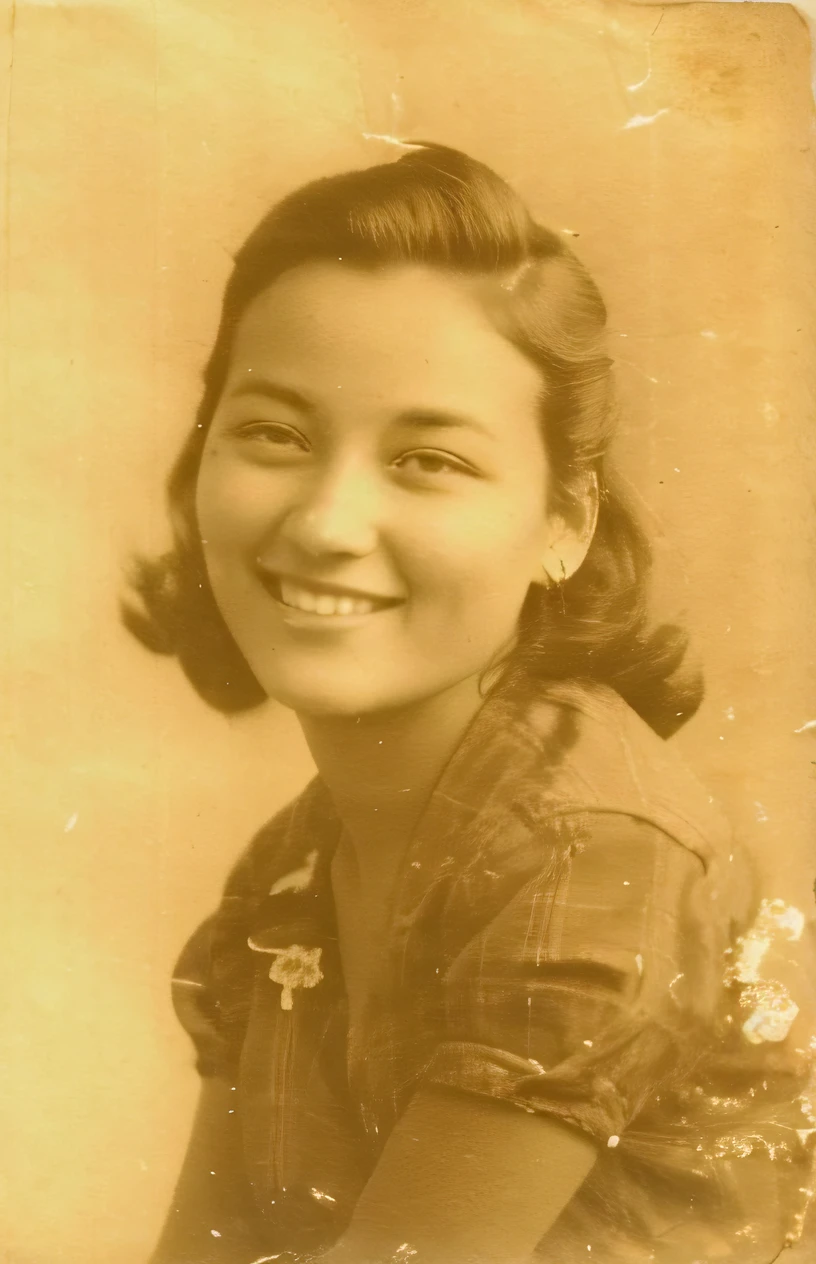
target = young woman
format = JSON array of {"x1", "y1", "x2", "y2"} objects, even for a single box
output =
[{"x1": 127, "y1": 143, "x2": 815, "y2": 1263}]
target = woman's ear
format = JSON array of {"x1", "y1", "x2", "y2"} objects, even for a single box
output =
[{"x1": 535, "y1": 472, "x2": 599, "y2": 587}]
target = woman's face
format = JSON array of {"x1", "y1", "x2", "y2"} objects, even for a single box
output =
[{"x1": 196, "y1": 262, "x2": 563, "y2": 717}]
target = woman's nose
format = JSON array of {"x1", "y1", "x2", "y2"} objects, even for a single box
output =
[{"x1": 278, "y1": 466, "x2": 380, "y2": 559}]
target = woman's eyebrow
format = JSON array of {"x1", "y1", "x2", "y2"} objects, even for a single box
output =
[
  {"x1": 396, "y1": 408, "x2": 495, "y2": 441},
  {"x1": 226, "y1": 379, "x2": 315, "y2": 413}
]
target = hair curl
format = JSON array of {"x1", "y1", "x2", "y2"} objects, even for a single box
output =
[{"x1": 123, "y1": 142, "x2": 702, "y2": 738}]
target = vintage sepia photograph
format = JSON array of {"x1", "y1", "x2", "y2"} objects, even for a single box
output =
[{"x1": 3, "y1": 3, "x2": 816, "y2": 1263}]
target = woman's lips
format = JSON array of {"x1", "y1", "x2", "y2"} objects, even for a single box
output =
[{"x1": 258, "y1": 570, "x2": 404, "y2": 618}]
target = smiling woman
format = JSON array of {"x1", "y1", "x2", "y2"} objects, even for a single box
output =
[
  {"x1": 195, "y1": 261, "x2": 567, "y2": 718},
  {"x1": 123, "y1": 144, "x2": 816, "y2": 1263}
]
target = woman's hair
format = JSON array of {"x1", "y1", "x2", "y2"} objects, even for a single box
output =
[{"x1": 123, "y1": 142, "x2": 702, "y2": 738}]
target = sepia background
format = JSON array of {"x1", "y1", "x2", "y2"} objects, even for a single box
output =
[{"x1": 2, "y1": 1, "x2": 815, "y2": 1260}]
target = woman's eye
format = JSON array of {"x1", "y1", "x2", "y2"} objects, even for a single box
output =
[
  {"x1": 393, "y1": 449, "x2": 476, "y2": 481},
  {"x1": 233, "y1": 421, "x2": 310, "y2": 454}
]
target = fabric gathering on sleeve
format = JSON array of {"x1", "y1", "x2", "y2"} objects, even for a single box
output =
[
  {"x1": 421, "y1": 810, "x2": 735, "y2": 1149},
  {"x1": 170, "y1": 887, "x2": 261, "y2": 1081},
  {"x1": 169, "y1": 808, "x2": 298, "y2": 1081},
  {"x1": 171, "y1": 912, "x2": 228, "y2": 1079},
  {"x1": 169, "y1": 781, "x2": 340, "y2": 1084}
]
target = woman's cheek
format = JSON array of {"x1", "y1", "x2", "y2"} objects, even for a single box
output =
[
  {"x1": 420, "y1": 516, "x2": 537, "y2": 595},
  {"x1": 197, "y1": 458, "x2": 271, "y2": 548}
]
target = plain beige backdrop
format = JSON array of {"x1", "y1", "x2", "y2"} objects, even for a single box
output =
[{"x1": 2, "y1": 2, "x2": 815, "y2": 1260}]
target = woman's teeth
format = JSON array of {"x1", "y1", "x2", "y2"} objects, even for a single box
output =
[{"x1": 278, "y1": 579, "x2": 377, "y2": 616}]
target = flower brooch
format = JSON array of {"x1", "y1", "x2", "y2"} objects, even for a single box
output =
[
  {"x1": 247, "y1": 849, "x2": 325, "y2": 1011},
  {"x1": 248, "y1": 939, "x2": 324, "y2": 1011}
]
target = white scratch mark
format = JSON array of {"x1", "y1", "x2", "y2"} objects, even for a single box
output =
[
  {"x1": 635, "y1": 953, "x2": 643, "y2": 975},
  {"x1": 725, "y1": 707, "x2": 735, "y2": 720},
  {"x1": 64, "y1": 812, "x2": 79, "y2": 833},
  {"x1": 607, "y1": 1134, "x2": 620, "y2": 1148},
  {"x1": 623, "y1": 108, "x2": 670, "y2": 130},
  {"x1": 561, "y1": 227, "x2": 580, "y2": 236},
  {"x1": 616, "y1": 357, "x2": 659, "y2": 385},
  {"x1": 211, "y1": 1229, "x2": 221, "y2": 1238},
  {"x1": 270, "y1": 850, "x2": 319, "y2": 895},
  {"x1": 583, "y1": 1039, "x2": 593, "y2": 1047},
  {"x1": 623, "y1": 880, "x2": 630, "y2": 886},
  {"x1": 626, "y1": 65, "x2": 652, "y2": 93},
  {"x1": 361, "y1": 133, "x2": 424, "y2": 149},
  {"x1": 669, "y1": 972, "x2": 685, "y2": 1000},
  {"x1": 794, "y1": 720, "x2": 816, "y2": 734},
  {"x1": 310, "y1": 1187, "x2": 336, "y2": 1203},
  {"x1": 754, "y1": 802, "x2": 768, "y2": 823}
]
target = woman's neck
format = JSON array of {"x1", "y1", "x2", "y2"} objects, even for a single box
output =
[{"x1": 298, "y1": 675, "x2": 486, "y2": 876}]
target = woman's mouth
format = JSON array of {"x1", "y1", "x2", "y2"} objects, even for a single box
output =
[{"x1": 259, "y1": 571, "x2": 403, "y2": 619}]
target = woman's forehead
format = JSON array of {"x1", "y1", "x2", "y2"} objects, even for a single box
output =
[{"x1": 224, "y1": 261, "x2": 545, "y2": 420}]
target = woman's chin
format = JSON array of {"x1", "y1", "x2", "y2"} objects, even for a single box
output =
[
  {"x1": 257, "y1": 664, "x2": 489, "y2": 725},
  {"x1": 258, "y1": 672, "x2": 401, "y2": 720}
]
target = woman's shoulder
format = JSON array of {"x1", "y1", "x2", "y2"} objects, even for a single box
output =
[
  {"x1": 404, "y1": 681, "x2": 754, "y2": 970},
  {"x1": 505, "y1": 678, "x2": 734, "y2": 869}
]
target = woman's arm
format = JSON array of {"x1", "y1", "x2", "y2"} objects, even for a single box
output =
[
  {"x1": 150, "y1": 1078, "x2": 264, "y2": 1264},
  {"x1": 320, "y1": 1085, "x2": 598, "y2": 1264}
]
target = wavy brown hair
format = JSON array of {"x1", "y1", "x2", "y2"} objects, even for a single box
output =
[{"x1": 123, "y1": 142, "x2": 702, "y2": 738}]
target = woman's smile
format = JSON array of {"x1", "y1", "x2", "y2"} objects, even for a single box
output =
[
  {"x1": 195, "y1": 260, "x2": 569, "y2": 717},
  {"x1": 258, "y1": 568, "x2": 406, "y2": 623}
]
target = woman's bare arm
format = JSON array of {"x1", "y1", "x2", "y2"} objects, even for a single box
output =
[
  {"x1": 320, "y1": 1085, "x2": 599, "y2": 1264},
  {"x1": 150, "y1": 1078, "x2": 264, "y2": 1264}
]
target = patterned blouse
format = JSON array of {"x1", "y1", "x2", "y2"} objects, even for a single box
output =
[{"x1": 172, "y1": 680, "x2": 816, "y2": 1262}]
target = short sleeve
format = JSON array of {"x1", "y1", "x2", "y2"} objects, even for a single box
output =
[
  {"x1": 170, "y1": 825, "x2": 278, "y2": 1080},
  {"x1": 171, "y1": 913, "x2": 226, "y2": 1078},
  {"x1": 421, "y1": 812, "x2": 718, "y2": 1147},
  {"x1": 169, "y1": 783, "x2": 335, "y2": 1080},
  {"x1": 171, "y1": 885, "x2": 261, "y2": 1079}
]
